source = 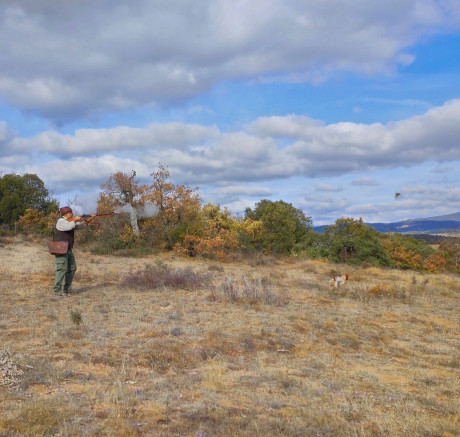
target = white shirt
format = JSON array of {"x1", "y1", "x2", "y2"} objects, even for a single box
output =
[{"x1": 56, "y1": 217, "x2": 86, "y2": 231}]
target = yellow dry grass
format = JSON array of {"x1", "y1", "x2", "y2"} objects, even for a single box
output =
[{"x1": 0, "y1": 235, "x2": 459, "y2": 436}]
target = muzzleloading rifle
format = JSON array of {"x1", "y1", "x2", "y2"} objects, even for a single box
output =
[{"x1": 68, "y1": 211, "x2": 116, "y2": 223}]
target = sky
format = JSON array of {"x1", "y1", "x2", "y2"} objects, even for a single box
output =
[{"x1": 1, "y1": 1, "x2": 460, "y2": 226}]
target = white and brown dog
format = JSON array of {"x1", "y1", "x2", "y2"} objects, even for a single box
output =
[{"x1": 329, "y1": 274, "x2": 349, "y2": 289}]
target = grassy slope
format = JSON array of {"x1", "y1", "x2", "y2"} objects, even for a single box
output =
[{"x1": 0, "y1": 235, "x2": 459, "y2": 436}]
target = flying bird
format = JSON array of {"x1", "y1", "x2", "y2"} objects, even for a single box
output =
[{"x1": 394, "y1": 192, "x2": 402, "y2": 200}]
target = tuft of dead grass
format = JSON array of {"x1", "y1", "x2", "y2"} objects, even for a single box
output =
[
  {"x1": 122, "y1": 260, "x2": 212, "y2": 290},
  {"x1": 0, "y1": 349, "x2": 24, "y2": 393},
  {"x1": 136, "y1": 339, "x2": 201, "y2": 373},
  {"x1": 0, "y1": 396, "x2": 81, "y2": 436},
  {"x1": 212, "y1": 273, "x2": 288, "y2": 305}
]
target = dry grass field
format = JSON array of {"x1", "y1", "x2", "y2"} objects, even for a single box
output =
[{"x1": 1, "y1": 235, "x2": 459, "y2": 436}]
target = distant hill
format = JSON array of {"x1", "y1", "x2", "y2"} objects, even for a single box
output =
[
  {"x1": 314, "y1": 211, "x2": 460, "y2": 234},
  {"x1": 410, "y1": 211, "x2": 460, "y2": 222}
]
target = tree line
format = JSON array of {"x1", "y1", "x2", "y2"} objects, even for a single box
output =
[{"x1": 1, "y1": 169, "x2": 458, "y2": 273}]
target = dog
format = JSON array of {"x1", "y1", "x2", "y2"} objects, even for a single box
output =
[{"x1": 329, "y1": 274, "x2": 349, "y2": 289}]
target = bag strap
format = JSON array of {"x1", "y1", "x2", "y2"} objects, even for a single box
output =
[{"x1": 52, "y1": 220, "x2": 57, "y2": 241}]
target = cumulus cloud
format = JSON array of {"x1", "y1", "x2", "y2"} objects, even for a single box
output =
[
  {"x1": 351, "y1": 178, "x2": 380, "y2": 186},
  {"x1": 0, "y1": 154, "x2": 31, "y2": 169},
  {"x1": 251, "y1": 99, "x2": 460, "y2": 176},
  {"x1": 309, "y1": 185, "x2": 460, "y2": 225},
  {"x1": 1, "y1": 0, "x2": 460, "y2": 121},
  {"x1": 400, "y1": 185, "x2": 460, "y2": 203},
  {"x1": 188, "y1": 105, "x2": 215, "y2": 115},
  {"x1": 5, "y1": 123, "x2": 219, "y2": 156},
  {"x1": 430, "y1": 165, "x2": 455, "y2": 174},
  {"x1": 315, "y1": 184, "x2": 344, "y2": 192},
  {"x1": 210, "y1": 185, "x2": 274, "y2": 204},
  {"x1": 362, "y1": 97, "x2": 430, "y2": 107},
  {"x1": 21, "y1": 155, "x2": 152, "y2": 193},
  {"x1": 0, "y1": 121, "x2": 13, "y2": 143},
  {"x1": 298, "y1": 194, "x2": 350, "y2": 223},
  {"x1": 2, "y1": 99, "x2": 460, "y2": 193}
]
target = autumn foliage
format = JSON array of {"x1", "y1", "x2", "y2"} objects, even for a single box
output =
[
  {"x1": 11, "y1": 166, "x2": 460, "y2": 272},
  {"x1": 177, "y1": 204, "x2": 240, "y2": 259}
]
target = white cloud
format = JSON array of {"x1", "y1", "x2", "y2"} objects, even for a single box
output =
[
  {"x1": 351, "y1": 178, "x2": 380, "y2": 186},
  {"x1": 188, "y1": 105, "x2": 215, "y2": 115},
  {"x1": 219, "y1": 199, "x2": 257, "y2": 216},
  {"x1": 253, "y1": 99, "x2": 460, "y2": 176},
  {"x1": 2, "y1": 99, "x2": 460, "y2": 189},
  {"x1": 362, "y1": 97, "x2": 429, "y2": 106},
  {"x1": 1, "y1": 1, "x2": 459, "y2": 121},
  {"x1": 0, "y1": 154, "x2": 30, "y2": 169},
  {"x1": 399, "y1": 185, "x2": 460, "y2": 203},
  {"x1": 430, "y1": 164, "x2": 455, "y2": 174},
  {"x1": 310, "y1": 185, "x2": 460, "y2": 225},
  {"x1": 6, "y1": 123, "x2": 219, "y2": 156},
  {"x1": 0, "y1": 121, "x2": 13, "y2": 143},
  {"x1": 212, "y1": 185, "x2": 274, "y2": 197},
  {"x1": 21, "y1": 155, "x2": 152, "y2": 193},
  {"x1": 210, "y1": 185, "x2": 274, "y2": 205},
  {"x1": 298, "y1": 194, "x2": 350, "y2": 223},
  {"x1": 315, "y1": 184, "x2": 344, "y2": 192},
  {"x1": 2, "y1": 99, "x2": 460, "y2": 226}
]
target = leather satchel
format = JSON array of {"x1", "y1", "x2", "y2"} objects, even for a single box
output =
[{"x1": 48, "y1": 241, "x2": 69, "y2": 255}]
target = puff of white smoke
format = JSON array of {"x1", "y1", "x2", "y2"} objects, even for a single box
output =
[
  {"x1": 71, "y1": 205, "x2": 84, "y2": 216},
  {"x1": 114, "y1": 204, "x2": 133, "y2": 214},
  {"x1": 139, "y1": 203, "x2": 160, "y2": 218},
  {"x1": 114, "y1": 203, "x2": 159, "y2": 218}
]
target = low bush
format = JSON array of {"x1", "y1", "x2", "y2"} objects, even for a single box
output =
[
  {"x1": 213, "y1": 274, "x2": 287, "y2": 305},
  {"x1": 122, "y1": 260, "x2": 212, "y2": 290},
  {"x1": 0, "y1": 349, "x2": 24, "y2": 393},
  {"x1": 69, "y1": 309, "x2": 83, "y2": 326},
  {"x1": 0, "y1": 397, "x2": 79, "y2": 436}
]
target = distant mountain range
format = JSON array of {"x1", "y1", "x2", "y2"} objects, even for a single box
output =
[{"x1": 314, "y1": 211, "x2": 460, "y2": 234}]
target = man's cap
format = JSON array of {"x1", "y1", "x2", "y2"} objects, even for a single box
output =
[{"x1": 60, "y1": 206, "x2": 73, "y2": 215}]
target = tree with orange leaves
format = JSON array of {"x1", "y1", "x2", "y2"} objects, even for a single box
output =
[
  {"x1": 100, "y1": 170, "x2": 144, "y2": 236},
  {"x1": 141, "y1": 164, "x2": 202, "y2": 249}
]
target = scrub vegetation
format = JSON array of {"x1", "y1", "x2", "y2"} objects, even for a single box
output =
[
  {"x1": 1, "y1": 167, "x2": 459, "y2": 435},
  {"x1": 5, "y1": 167, "x2": 459, "y2": 273},
  {"x1": 0, "y1": 235, "x2": 459, "y2": 436}
]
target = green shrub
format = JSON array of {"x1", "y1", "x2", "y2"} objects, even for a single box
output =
[{"x1": 310, "y1": 218, "x2": 392, "y2": 267}]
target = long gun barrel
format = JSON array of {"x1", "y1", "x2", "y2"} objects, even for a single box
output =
[
  {"x1": 82, "y1": 212, "x2": 115, "y2": 219},
  {"x1": 68, "y1": 211, "x2": 115, "y2": 222},
  {"x1": 82, "y1": 211, "x2": 115, "y2": 223}
]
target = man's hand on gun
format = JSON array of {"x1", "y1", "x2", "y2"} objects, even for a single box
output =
[
  {"x1": 83, "y1": 214, "x2": 97, "y2": 224},
  {"x1": 68, "y1": 214, "x2": 96, "y2": 223}
]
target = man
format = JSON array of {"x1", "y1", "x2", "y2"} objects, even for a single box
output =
[{"x1": 53, "y1": 206, "x2": 95, "y2": 296}]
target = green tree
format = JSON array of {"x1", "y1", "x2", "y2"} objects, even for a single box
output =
[
  {"x1": 0, "y1": 173, "x2": 58, "y2": 228},
  {"x1": 319, "y1": 218, "x2": 392, "y2": 266},
  {"x1": 244, "y1": 200, "x2": 313, "y2": 255}
]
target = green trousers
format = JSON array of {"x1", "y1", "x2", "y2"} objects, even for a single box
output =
[{"x1": 54, "y1": 249, "x2": 77, "y2": 294}]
